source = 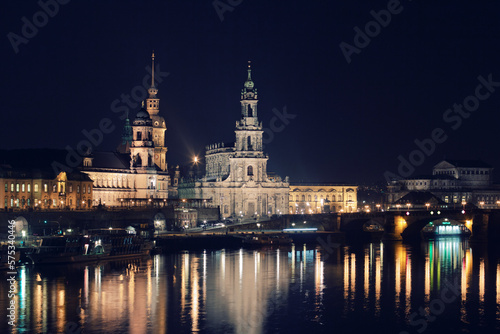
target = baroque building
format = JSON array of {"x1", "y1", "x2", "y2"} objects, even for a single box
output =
[
  {"x1": 81, "y1": 53, "x2": 174, "y2": 207},
  {"x1": 178, "y1": 63, "x2": 289, "y2": 219},
  {"x1": 0, "y1": 149, "x2": 94, "y2": 211},
  {"x1": 387, "y1": 160, "x2": 500, "y2": 209},
  {"x1": 289, "y1": 183, "x2": 358, "y2": 214}
]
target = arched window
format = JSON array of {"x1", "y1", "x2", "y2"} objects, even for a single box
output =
[
  {"x1": 247, "y1": 137, "x2": 252, "y2": 151},
  {"x1": 308, "y1": 195, "x2": 311, "y2": 202},
  {"x1": 301, "y1": 195, "x2": 305, "y2": 201},
  {"x1": 296, "y1": 195, "x2": 299, "y2": 201},
  {"x1": 137, "y1": 131, "x2": 142, "y2": 140},
  {"x1": 332, "y1": 195, "x2": 336, "y2": 202},
  {"x1": 247, "y1": 165, "x2": 254, "y2": 176}
]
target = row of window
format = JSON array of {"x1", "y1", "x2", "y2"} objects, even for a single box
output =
[
  {"x1": 4, "y1": 197, "x2": 88, "y2": 208},
  {"x1": 290, "y1": 194, "x2": 353, "y2": 202},
  {"x1": 436, "y1": 170, "x2": 489, "y2": 176},
  {"x1": 4, "y1": 182, "x2": 91, "y2": 194}
]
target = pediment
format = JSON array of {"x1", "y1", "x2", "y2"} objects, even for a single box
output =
[{"x1": 434, "y1": 160, "x2": 455, "y2": 169}]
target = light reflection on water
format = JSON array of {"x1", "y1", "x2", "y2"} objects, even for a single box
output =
[{"x1": 1, "y1": 239, "x2": 499, "y2": 334}]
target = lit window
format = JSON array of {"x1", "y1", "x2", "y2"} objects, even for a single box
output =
[
  {"x1": 35, "y1": 184, "x2": 39, "y2": 193},
  {"x1": 27, "y1": 184, "x2": 31, "y2": 193},
  {"x1": 22, "y1": 184, "x2": 25, "y2": 192},
  {"x1": 77, "y1": 186, "x2": 80, "y2": 194},
  {"x1": 4, "y1": 183, "x2": 7, "y2": 192},
  {"x1": 16, "y1": 184, "x2": 19, "y2": 192}
]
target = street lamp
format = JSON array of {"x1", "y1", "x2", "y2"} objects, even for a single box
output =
[{"x1": 376, "y1": 204, "x2": 381, "y2": 211}]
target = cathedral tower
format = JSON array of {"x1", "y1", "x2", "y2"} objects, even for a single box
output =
[{"x1": 231, "y1": 62, "x2": 267, "y2": 182}]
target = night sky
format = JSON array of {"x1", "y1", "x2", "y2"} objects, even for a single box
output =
[{"x1": 2, "y1": 1, "x2": 500, "y2": 184}]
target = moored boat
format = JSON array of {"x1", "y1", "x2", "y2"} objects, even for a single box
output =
[
  {"x1": 27, "y1": 229, "x2": 152, "y2": 264},
  {"x1": 241, "y1": 234, "x2": 293, "y2": 246},
  {"x1": 421, "y1": 219, "x2": 471, "y2": 239}
]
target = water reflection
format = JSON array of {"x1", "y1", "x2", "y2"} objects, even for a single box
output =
[{"x1": 1, "y1": 238, "x2": 499, "y2": 333}]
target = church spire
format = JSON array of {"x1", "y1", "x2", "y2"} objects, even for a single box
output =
[
  {"x1": 148, "y1": 51, "x2": 158, "y2": 99},
  {"x1": 151, "y1": 51, "x2": 155, "y2": 88},
  {"x1": 241, "y1": 61, "x2": 257, "y2": 101}
]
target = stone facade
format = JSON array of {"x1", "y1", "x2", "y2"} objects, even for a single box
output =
[
  {"x1": 289, "y1": 184, "x2": 358, "y2": 214},
  {"x1": 1, "y1": 169, "x2": 93, "y2": 210},
  {"x1": 178, "y1": 64, "x2": 289, "y2": 219},
  {"x1": 387, "y1": 160, "x2": 500, "y2": 209}
]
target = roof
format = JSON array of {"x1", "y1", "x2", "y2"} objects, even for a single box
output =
[
  {"x1": 393, "y1": 191, "x2": 446, "y2": 205},
  {"x1": 0, "y1": 149, "x2": 90, "y2": 180},
  {"x1": 89, "y1": 152, "x2": 130, "y2": 169},
  {"x1": 290, "y1": 182, "x2": 357, "y2": 187},
  {"x1": 438, "y1": 159, "x2": 492, "y2": 168},
  {"x1": 404, "y1": 174, "x2": 455, "y2": 181}
]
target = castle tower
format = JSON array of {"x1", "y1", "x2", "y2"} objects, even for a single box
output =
[
  {"x1": 130, "y1": 103, "x2": 155, "y2": 170},
  {"x1": 145, "y1": 51, "x2": 168, "y2": 171}
]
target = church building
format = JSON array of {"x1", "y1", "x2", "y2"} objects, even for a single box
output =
[{"x1": 178, "y1": 63, "x2": 289, "y2": 218}]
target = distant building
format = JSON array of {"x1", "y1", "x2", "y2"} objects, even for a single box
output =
[
  {"x1": 178, "y1": 63, "x2": 289, "y2": 219},
  {"x1": 387, "y1": 191, "x2": 448, "y2": 211},
  {"x1": 174, "y1": 208, "x2": 198, "y2": 229},
  {"x1": 289, "y1": 183, "x2": 358, "y2": 214},
  {"x1": 387, "y1": 160, "x2": 500, "y2": 209}
]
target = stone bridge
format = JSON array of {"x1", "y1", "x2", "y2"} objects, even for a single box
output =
[{"x1": 339, "y1": 209, "x2": 497, "y2": 242}]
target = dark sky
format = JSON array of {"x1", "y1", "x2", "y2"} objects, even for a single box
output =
[{"x1": 2, "y1": 0, "x2": 500, "y2": 184}]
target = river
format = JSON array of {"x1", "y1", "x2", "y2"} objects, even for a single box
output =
[{"x1": 1, "y1": 238, "x2": 499, "y2": 333}]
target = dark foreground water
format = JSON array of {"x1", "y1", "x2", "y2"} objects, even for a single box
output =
[{"x1": 1, "y1": 238, "x2": 500, "y2": 334}]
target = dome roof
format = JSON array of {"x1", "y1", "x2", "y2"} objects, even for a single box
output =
[{"x1": 135, "y1": 108, "x2": 150, "y2": 120}]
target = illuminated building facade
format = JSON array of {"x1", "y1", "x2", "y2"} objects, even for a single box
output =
[
  {"x1": 288, "y1": 183, "x2": 358, "y2": 214},
  {"x1": 178, "y1": 64, "x2": 289, "y2": 218},
  {"x1": 0, "y1": 168, "x2": 93, "y2": 210},
  {"x1": 387, "y1": 160, "x2": 500, "y2": 209}
]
